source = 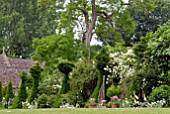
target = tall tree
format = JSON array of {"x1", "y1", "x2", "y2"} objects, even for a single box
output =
[
  {"x1": 128, "y1": 0, "x2": 170, "y2": 42},
  {"x1": 32, "y1": 34, "x2": 82, "y2": 76},
  {"x1": 132, "y1": 22, "x2": 170, "y2": 99},
  {"x1": 0, "y1": 0, "x2": 58, "y2": 58},
  {"x1": 56, "y1": 0, "x2": 158, "y2": 47}
]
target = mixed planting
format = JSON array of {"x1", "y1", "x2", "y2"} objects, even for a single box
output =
[{"x1": 0, "y1": 0, "x2": 170, "y2": 110}]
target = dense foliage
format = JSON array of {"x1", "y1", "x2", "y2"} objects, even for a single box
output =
[
  {"x1": 107, "y1": 85, "x2": 122, "y2": 98},
  {"x1": 69, "y1": 59, "x2": 98, "y2": 106},
  {"x1": 0, "y1": 0, "x2": 58, "y2": 57},
  {"x1": 28, "y1": 64, "x2": 43, "y2": 103},
  {"x1": 1, "y1": 0, "x2": 170, "y2": 109},
  {"x1": 128, "y1": 0, "x2": 170, "y2": 43},
  {"x1": 13, "y1": 72, "x2": 28, "y2": 108},
  {"x1": 5, "y1": 81, "x2": 14, "y2": 101},
  {"x1": 5, "y1": 81, "x2": 14, "y2": 108},
  {"x1": 132, "y1": 22, "x2": 170, "y2": 101},
  {"x1": 148, "y1": 85, "x2": 170, "y2": 103}
]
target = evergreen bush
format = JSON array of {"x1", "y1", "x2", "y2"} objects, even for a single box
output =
[
  {"x1": 28, "y1": 63, "x2": 43, "y2": 103},
  {"x1": 13, "y1": 72, "x2": 28, "y2": 108},
  {"x1": 91, "y1": 46, "x2": 110, "y2": 101},
  {"x1": 5, "y1": 81, "x2": 14, "y2": 108},
  {"x1": 53, "y1": 60, "x2": 74, "y2": 108},
  {"x1": 58, "y1": 60, "x2": 74, "y2": 94},
  {"x1": 5, "y1": 81, "x2": 14, "y2": 100},
  {"x1": 69, "y1": 59, "x2": 98, "y2": 107},
  {"x1": 90, "y1": 72, "x2": 102, "y2": 101},
  {"x1": 107, "y1": 84, "x2": 122, "y2": 98},
  {"x1": 47, "y1": 95, "x2": 56, "y2": 108},
  {"x1": 37, "y1": 94, "x2": 49, "y2": 108},
  {"x1": 96, "y1": 46, "x2": 110, "y2": 73},
  {"x1": 148, "y1": 85, "x2": 170, "y2": 104},
  {"x1": 53, "y1": 94, "x2": 62, "y2": 108}
]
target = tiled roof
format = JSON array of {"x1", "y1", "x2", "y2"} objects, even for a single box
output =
[{"x1": 0, "y1": 54, "x2": 35, "y2": 90}]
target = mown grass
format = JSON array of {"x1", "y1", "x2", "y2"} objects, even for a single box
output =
[{"x1": 0, "y1": 108, "x2": 170, "y2": 114}]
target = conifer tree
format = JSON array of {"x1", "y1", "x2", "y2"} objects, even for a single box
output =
[
  {"x1": 5, "y1": 81, "x2": 14, "y2": 108},
  {"x1": 13, "y1": 72, "x2": 28, "y2": 108},
  {"x1": 5, "y1": 81, "x2": 14, "y2": 100}
]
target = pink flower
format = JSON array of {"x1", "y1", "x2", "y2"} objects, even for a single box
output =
[
  {"x1": 89, "y1": 98, "x2": 96, "y2": 102},
  {"x1": 111, "y1": 96, "x2": 119, "y2": 101},
  {"x1": 111, "y1": 96, "x2": 121, "y2": 102},
  {"x1": 117, "y1": 99, "x2": 121, "y2": 102},
  {"x1": 101, "y1": 100, "x2": 107, "y2": 103}
]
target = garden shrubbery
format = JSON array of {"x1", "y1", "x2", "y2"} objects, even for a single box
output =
[
  {"x1": 148, "y1": 85, "x2": 170, "y2": 104},
  {"x1": 107, "y1": 85, "x2": 122, "y2": 98}
]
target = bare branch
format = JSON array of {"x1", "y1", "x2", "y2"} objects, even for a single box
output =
[
  {"x1": 97, "y1": 11, "x2": 114, "y2": 26},
  {"x1": 82, "y1": 9, "x2": 89, "y2": 30},
  {"x1": 121, "y1": 3, "x2": 131, "y2": 5}
]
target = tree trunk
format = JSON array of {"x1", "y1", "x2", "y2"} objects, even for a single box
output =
[
  {"x1": 84, "y1": 0, "x2": 97, "y2": 46},
  {"x1": 82, "y1": 0, "x2": 97, "y2": 60},
  {"x1": 98, "y1": 75, "x2": 105, "y2": 102}
]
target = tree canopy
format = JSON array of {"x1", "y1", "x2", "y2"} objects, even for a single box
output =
[{"x1": 0, "y1": 0, "x2": 58, "y2": 58}]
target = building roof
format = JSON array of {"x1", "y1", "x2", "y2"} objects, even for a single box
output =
[{"x1": 0, "y1": 53, "x2": 35, "y2": 89}]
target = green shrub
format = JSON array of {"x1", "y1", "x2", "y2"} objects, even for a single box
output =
[
  {"x1": 58, "y1": 60, "x2": 75, "y2": 75},
  {"x1": 53, "y1": 94, "x2": 62, "y2": 108},
  {"x1": 148, "y1": 85, "x2": 170, "y2": 102},
  {"x1": 28, "y1": 63, "x2": 43, "y2": 103},
  {"x1": 38, "y1": 76, "x2": 60, "y2": 95},
  {"x1": 58, "y1": 60, "x2": 74, "y2": 94},
  {"x1": 37, "y1": 94, "x2": 49, "y2": 108},
  {"x1": 5, "y1": 81, "x2": 15, "y2": 108},
  {"x1": 5, "y1": 81, "x2": 14, "y2": 101},
  {"x1": 47, "y1": 95, "x2": 56, "y2": 108},
  {"x1": 106, "y1": 85, "x2": 122, "y2": 98},
  {"x1": 90, "y1": 72, "x2": 102, "y2": 101},
  {"x1": 13, "y1": 72, "x2": 28, "y2": 108},
  {"x1": 96, "y1": 46, "x2": 110, "y2": 73},
  {"x1": 2, "y1": 85, "x2": 7, "y2": 98},
  {"x1": 69, "y1": 59, "x2": 98, "y2": 107},
  {"x1": 26, "y1": 76, "x2": 33, "y2": 89}
]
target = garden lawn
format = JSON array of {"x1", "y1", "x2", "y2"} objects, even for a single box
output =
[{"x1": 0, "y1": 108, "x2": 170, "y2": 114}]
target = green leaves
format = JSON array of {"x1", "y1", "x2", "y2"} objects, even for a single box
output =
[
  {"x1": 32, "y1": 35, "x2": 79, "y2": 64},
  {"x1": 132, "y1": 22, "x2": 170, "y2": 97},
  {"x1": 28, "y1": 63, "x2": 43, "y2": 103},
  {"x1": 69, "y1": 59, "x2": 98, "y2": 99},
  {"x1": 148, "y1": 85, "x2": 170, "y2": 102},
  {"x1": 5, "y1": 81, "x2": 14, "y2": 101},
  {"x1": 58, "y1": 60, "x2": 75, "y2": 75},
  {"x1": 0, "y1": 0, "x2": 58, "y2": 58},
  {"x1": 128, "y1": 0, "x2": 170, "y2": 42},
  {"x1": 96, "y1": 46, "x2": 110, "y2": 73}
]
